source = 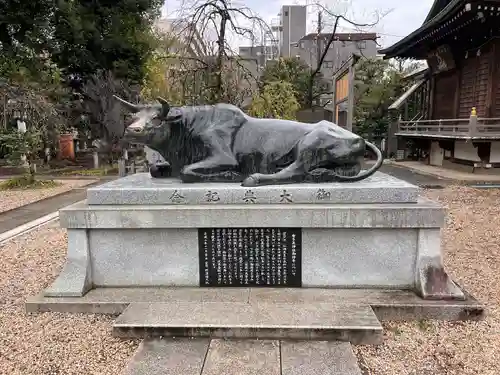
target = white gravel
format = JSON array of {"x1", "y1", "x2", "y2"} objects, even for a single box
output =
[
  {"x1": 0, "y1": 179, "x2": 97, "y2": 213},
  {"x1": 0, "y1": 225, "x2": 139, "y2": 375},
  {"x1": 355, "y1": 186, "x2": 500, "y2": 375}
]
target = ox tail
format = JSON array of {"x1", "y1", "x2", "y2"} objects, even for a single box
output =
[{"x1": 331, "y1": 141, "x2": 383, "y2": 182}]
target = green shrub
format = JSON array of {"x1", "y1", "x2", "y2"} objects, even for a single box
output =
[{"x1": 0, "y1": 175, "x2": 60, "y2": 190}]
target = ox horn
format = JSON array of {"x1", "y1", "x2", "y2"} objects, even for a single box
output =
[
  {"x1": 113, "y1": 95, "x2": 141, "y2": 113},
  {"x1": 157, "y1": 97, "x2": 171, "y2": 116}
]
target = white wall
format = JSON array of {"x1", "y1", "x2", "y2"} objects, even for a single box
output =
[
  {"x1": 429, "y1": 141, "x2": 444, "y2": 166},
  {"x1": 454, "y1": 141, "x2": 481, "y2": 162},
  {"x1": 490, "y1": 141, "x2": 500, "y2": 163}
]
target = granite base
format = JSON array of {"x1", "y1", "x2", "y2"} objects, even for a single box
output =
[
  {"x1": 86, "y1": 172, "x2": 419, "y2": 205},
  {"x1": 45, "y1": 198, "x2": 464, "y2": 300}
]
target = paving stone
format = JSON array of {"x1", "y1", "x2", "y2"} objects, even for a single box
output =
[
  {"x1": 112, "y1": 301, "x2": 382, "y2": 344},
  {"x1": 202, "y1": 339, "x2": 280, "y2": 375},
  {"x1": 281, "y1": 341, "x2": 361, "y2": 375},
  {"x1": 123, "y1": 338, "x2": 209, "y2": 375}
]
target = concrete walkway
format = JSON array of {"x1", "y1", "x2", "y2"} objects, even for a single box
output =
[
  {"x1": 0, "y1": 174, "x2": 116, "y2": 181},
  {"x1": 0, "y1": 180, "x2": 102, "y2": 234},
  {"x1": 379, "y1": 164, "x2": 452, "y2": 187},
  {"x1": 388, "y1": 161, "x2": 500, "y2": 182}
]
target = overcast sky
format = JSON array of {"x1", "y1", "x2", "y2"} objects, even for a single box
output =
[{"x1": 162, "y1": 0, "x2": 435, "y2": 50}]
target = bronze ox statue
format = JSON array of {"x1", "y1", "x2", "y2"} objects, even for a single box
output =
[{"x1": 114, "y1": 96, "x2": 383, "y2": 186}]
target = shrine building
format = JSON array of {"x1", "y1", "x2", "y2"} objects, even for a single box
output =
[{"x1": 380, "y1": 0, "x2": 500, "y2": 169}]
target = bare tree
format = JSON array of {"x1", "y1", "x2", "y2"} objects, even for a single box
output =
[
  {"x1": 304, "y1": 3, "x2": 386, "y2": 108},
  {"x1": 80, "y1": 70, "x2": 140, "y2": 162},
  {"x1": 170, "y1": 0, "x2": 272, "y2": 104}
]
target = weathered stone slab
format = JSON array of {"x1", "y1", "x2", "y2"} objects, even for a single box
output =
[
  {"x1": 415, "y1": 229, "x2": 465, "y2": 300},
  {"x1": 123, "y1": 338, "x2": 209, "y2": 375},
  {"x1": 281, "y1": 341, "x2": 362, "y2": 375},
  {"x1": 26, "y1": 287, "x2": 485, "y2": 321},
  {"x1": 59, "y1": 199, "x2": 445, "y2": 229},
  {"x1": 112, "y1": 301, "x2": 383, "y2": 344},
  {"x1": 86, "y1": 172, "x2": 419, "y2": 205},
  {"x1": 202, "y1": 339, "x2": 280, "y2": 375},
  {"x1": 43, "y1": 230, "x2": 92, "y2": 297},
  {"x1": 302, "y1": 228, "x2": 418, "y2": 288}
]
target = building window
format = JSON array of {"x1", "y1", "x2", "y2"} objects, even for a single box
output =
[
  {"x1": 299, "y1": 41, "x2": 305, "y2": 49},
  {"x1": 357, "y1": 41, "x2": 366, "y2": 49},
  {"x1": 284, "y1": 11, "x2": 288, "y2": 16},
  {"x1": 325, "y1": 61, "x2": 333, "y2": 68}
]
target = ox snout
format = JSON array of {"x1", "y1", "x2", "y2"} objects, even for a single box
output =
[{"x1": 123, "y1": 121, "x2": 147, "y2": 143}]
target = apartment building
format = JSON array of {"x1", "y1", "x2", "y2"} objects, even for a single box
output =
[
  {"x1": 155, "y1": 18, "x2": 207, "y2": 57},
  {"x1": 276, "y1": 5, "x2": 307, "y2": 58},
  {"x1": 238, "y1": 45, "x2": 279, "y2": 69},
  {"x1": 296, "y1": 33, "x2": 378, "y2": 76}
]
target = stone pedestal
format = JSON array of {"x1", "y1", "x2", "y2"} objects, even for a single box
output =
[{"x1": 45, "y1": 173, "x2": 464, "y2": 300}]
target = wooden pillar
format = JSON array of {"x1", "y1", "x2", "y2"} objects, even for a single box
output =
[{"x1": 346, "y1": 62, "x2": 355, "y2": 132}]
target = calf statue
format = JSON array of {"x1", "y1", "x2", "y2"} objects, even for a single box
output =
[{"x1": 114, "y1": 96, "x2": 383, "y2": 187}]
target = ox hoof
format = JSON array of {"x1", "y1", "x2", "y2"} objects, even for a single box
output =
[
  {"x1": 150, "y1": 162, "x2": 172, "y2": 178},
  {"x1": 241, "y1": 175, "x2": 260, "y2": 187}
]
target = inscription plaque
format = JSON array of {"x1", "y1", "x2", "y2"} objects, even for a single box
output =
[{"x1": 198, "y1": 228, "x2": 302, "y2": 287}]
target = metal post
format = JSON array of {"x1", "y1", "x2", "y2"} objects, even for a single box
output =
[{"x1": 469, "y1": 107, "x2": 477, "y2": 137}]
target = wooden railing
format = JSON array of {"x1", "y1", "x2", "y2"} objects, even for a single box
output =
[{"x1": 397, "y1": 116, "x2": 500, "y2": 138}]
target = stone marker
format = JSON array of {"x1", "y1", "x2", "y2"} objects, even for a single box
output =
[
  {"x1": 48, "y1": 171, "x2": 464, "y2": 302},
  {"x1": 44, "y1": 99, "x2": 465, "y2": 303}
]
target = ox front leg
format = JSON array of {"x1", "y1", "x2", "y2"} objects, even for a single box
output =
[
  {"x1": 242, "y1": 162, "x2": 306, "y2": 187},
  {"x1": 181, "y1": 129, "x2": 243, "y2": 183},
  {"x1": 181, "y1": 157, "x2": 243, "y2": 183}
]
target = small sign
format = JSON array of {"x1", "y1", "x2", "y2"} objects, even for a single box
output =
[
  {"x1": 427, "y1": 44, "x2": 455, "y2": 74},
  {"x1": 198, "y1": 228, "x2": 302, "y2": 287}
]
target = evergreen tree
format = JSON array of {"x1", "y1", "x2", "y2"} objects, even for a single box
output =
[{"x1": 51, "y1": 0, "x2": 163, "y2": 85}]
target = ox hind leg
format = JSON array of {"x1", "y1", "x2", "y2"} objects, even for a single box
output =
[
  {"x1": 181, "y1": 130, "x2": 242, "y2": 183},
  {"x1": 241, "y1": 161, "x2": 306, "y2": 187},
  {"x1": 241, "y1": 129, "x2": 323, "y2": 187}
]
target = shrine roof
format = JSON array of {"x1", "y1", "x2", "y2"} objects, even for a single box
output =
[{"x1": 378, "y1": 0, "x2": 464, "y2": 58}]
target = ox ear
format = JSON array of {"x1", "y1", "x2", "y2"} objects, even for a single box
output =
[
  {"x1": 113, "y1": 95, "x2": 141, "y2": 113},
  {"x1": 157, "y1": 97, "x2": 171, "y2": 117}
]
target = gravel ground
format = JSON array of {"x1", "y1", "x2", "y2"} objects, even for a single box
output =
[
  {"x1": 1, "y1": 186, "x2": 499, "y2": 374},
  {"x1": 0, "y1": 224, "x2": 139, "y2": 375},
  {"x1": 0, "y1": 180, "x2": 96, "y2": 213},
  {"x1": 356, "y1": 186, "x2": 500, "y2": 375}
]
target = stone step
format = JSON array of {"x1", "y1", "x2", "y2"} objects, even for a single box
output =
[
  {"x1": 123, "y1": 338, "x2": 362, "y2": 375},
  {"x1": 113, "y1": 301, "x2": 383, "y2": 345}
]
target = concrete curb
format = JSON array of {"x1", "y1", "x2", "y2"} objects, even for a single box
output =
[{"x1": 0, "y1": 211, "x2": 59, "y2": 246}]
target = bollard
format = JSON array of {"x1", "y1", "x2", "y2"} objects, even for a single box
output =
[
  {"x1": 118, "y1": 159, "x2": 126, "y2": 177},
  {"x1": 93, "y1": 152, "x2": 99, "y2": 169}
]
